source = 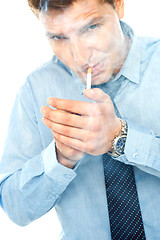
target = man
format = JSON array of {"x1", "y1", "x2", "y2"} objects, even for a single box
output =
[{"x1": 0, "y1": 0, "x2": 160, "y2": 239}]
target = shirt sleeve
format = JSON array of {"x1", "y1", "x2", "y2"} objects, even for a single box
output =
[
  {"x1": 0, "y1": 82, "x2": 77, "y2": 226},
  {"x1": 117, "y1": 119, "x2": 160, "y2": 178}
]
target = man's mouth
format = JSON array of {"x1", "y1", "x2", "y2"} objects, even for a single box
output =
[
  {"x1": 84, "y1": 58, "x2": 106, "y2": 75},
  {"x1": 91, "y1": 63, "x2": 104, "y2": 76},
  {"x1": 75, "y1": 58, "x2": 106, "y2": 81}
]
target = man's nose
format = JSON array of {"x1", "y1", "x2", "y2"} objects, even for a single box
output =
[{"x1": 70, "y1": 37, "x2": 91, "y2": 67}]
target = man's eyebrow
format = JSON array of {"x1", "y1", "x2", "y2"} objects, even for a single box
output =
[
  {"x1": 79, "y1": 17, "x2": 105, "y2": 33},
  {"x1": 45, "y1": 17, "x2": 105, "y2": 38}
]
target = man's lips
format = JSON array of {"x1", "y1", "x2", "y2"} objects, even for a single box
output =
[
  {"x1": 91, "y1": 63, "x2": 104, "y2": 76},
  {"x1": 83, "y1": 58, "x2": 106, "y2": 76}
]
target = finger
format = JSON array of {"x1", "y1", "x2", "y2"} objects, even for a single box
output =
[
  {"x1": 42, "y1": 107, "x2": 85, "y2": 127},
  {"x1": 52, "y1": 131, "x2": 100, "y2": 154},
  {"x1": 47, "y1": 97, "x2": 95, "y2": 116},
  {"x1": 83, "y1": 88, "x2": 112, "y2": 103},
  {"x1": 54, "y1": 136, "x2": 84, "y2": 160},
  {"x1": 43, "y1": 116, "x2": 98, "y2": 141},
  {"x1": 42, "y1": 108, "x2": 100, "y2": 130},
  {"x1": 49, "y1": 120, "x2": 93, "y2": 141},
  {"x1": 53, "y1": 131, "x2": 86, "y2": 152},
  {"x1": 42, "y1": 112, "x2": 101, "y2": 133}
]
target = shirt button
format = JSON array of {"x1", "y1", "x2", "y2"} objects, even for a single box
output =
[{"x1": 133, "y1": 152, "x2": 138, "y2": 159}]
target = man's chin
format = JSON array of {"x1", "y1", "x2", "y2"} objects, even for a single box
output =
[{"x1": 90, "y1": 74, "x2": 110, "y2": 86}]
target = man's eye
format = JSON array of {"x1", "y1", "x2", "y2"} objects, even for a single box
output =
[
  {"x1": 88, "y1": 24, "x2": 97, "y2": 31},
  {"x1": 49, "y1": 36, "x2": 67, "y2": 41},
  {"x1": 53, "y1": 36, "x2": 62, "y2": 40}
]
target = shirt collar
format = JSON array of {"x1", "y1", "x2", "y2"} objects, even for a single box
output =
[
  {"x1": 63, "y1": 21, "x2": 141, "y2": 91},
  {"x1": 116, "y1": 21, "x2": 141, "y2": 85}
]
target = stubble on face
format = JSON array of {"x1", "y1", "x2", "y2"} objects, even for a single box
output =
[{"x1": 40, "y1": 0, "x2": 130, "y2": 85}]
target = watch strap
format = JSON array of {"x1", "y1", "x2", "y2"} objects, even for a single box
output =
[{"x1": 108, "y1": 119, "x2": 128, "y2": 158}]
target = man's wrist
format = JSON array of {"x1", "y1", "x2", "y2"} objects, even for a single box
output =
[
  {"x1": 108, "y1": 119, "x2": 128, "y2": 158},
  {"x1": 55, "y1": 148, "x2": 74, "y2": 168}
]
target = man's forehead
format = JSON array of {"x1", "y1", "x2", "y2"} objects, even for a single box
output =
[
  {"x1": 40, "y1": 0, "x2": 113, "y2": 34},
  {"x1": 41, "y1": 1, "x2": 99, "y2": 22}
]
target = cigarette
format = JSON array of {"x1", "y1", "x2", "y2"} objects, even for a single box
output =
[{"x1": 87, "y1": 68, "x2": 92, "y2": 89}]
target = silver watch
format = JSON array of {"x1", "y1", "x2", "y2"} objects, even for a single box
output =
[{"x1": 108, "y1": 119, "x2": 128, "y2": 158}]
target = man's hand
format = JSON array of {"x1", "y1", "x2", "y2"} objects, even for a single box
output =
[{"x1": 41, "y1": 88, "x2": 121, "y2": 168}]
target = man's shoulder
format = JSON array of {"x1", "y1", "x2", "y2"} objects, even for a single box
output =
[
  {"x1": 18, "y1": 55, "x2": 73, "y2": 99},
  {"x1": 135, "y1": 36, "x2": 160, "y2": 70},
  {"x1": 29, "y1": 55, "x2": 71, "y2": 79},
  {"x1": 137, "y1": 35, "x2": 160, "y2": 54},
  {"x1": 23, "y1": 55, "x2": 73, "y2": 91}
]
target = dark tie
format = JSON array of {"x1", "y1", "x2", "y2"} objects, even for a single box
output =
[
  {"x1": 94, "y1": 77, "x2": 146, "y2": 239},
  {"x1": 103, "y1": 154, "x2": 146, "y2": 239}
]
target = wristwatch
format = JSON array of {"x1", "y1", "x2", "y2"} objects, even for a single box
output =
[{"x1": 108, "y1": 118, "x2": 128, "y2": 158}]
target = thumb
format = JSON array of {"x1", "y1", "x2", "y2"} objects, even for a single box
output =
[{"x1": 83, "y1": 88, "x2": 111, "y2": 103}]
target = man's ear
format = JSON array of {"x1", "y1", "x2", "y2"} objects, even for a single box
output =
[{"x1": 115, "y1": 0, "x2": 124, "y2": 19}]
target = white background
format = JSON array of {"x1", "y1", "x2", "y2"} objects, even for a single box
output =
[{"x1": 0, "y1": 0, "x2": 160, "y2": 239}]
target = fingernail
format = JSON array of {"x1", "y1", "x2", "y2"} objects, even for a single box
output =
[
  {"x1": 87, "y1": 89, "x2": 95, "y2": 96},
  {"x1": 41, "y1": 107, "x2": 45, "y2": 114},
  {"x1": 89, "y1": 89, "x2": 95, "y2": 94},
  {"x1": 47, "y1": 97, "x2": 52, "y2": 105},
  {"x1": 83, "y1": 88, "x2": 94, "y2": 94}
]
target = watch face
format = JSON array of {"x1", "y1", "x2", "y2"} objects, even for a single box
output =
[{"x1": 116, "y1": 136, "x2": 126, "y2": 154}]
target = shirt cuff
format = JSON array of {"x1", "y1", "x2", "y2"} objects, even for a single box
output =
[
  {"x1": 117, "y1": 120, "x2": 153, "y2": 166},
  {"x1": 42, "y1": 140, "x2": 77, "y2": 185}
]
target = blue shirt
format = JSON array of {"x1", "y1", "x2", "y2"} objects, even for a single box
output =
[{"x1": 1, "y1": 22, "x2": 160, "y2": 239}]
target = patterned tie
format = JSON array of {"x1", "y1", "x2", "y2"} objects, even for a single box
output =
[
  {"x1": 93, "y1": 76, "x2": 146, "y2": 239},
  {"x1": 103, "y1": 154, "x2": 146, "y2": 239}
]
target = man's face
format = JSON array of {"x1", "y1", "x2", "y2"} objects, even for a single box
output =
[{"x1": 40, "y1": 0, "x2": 126, "y2": 85}]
